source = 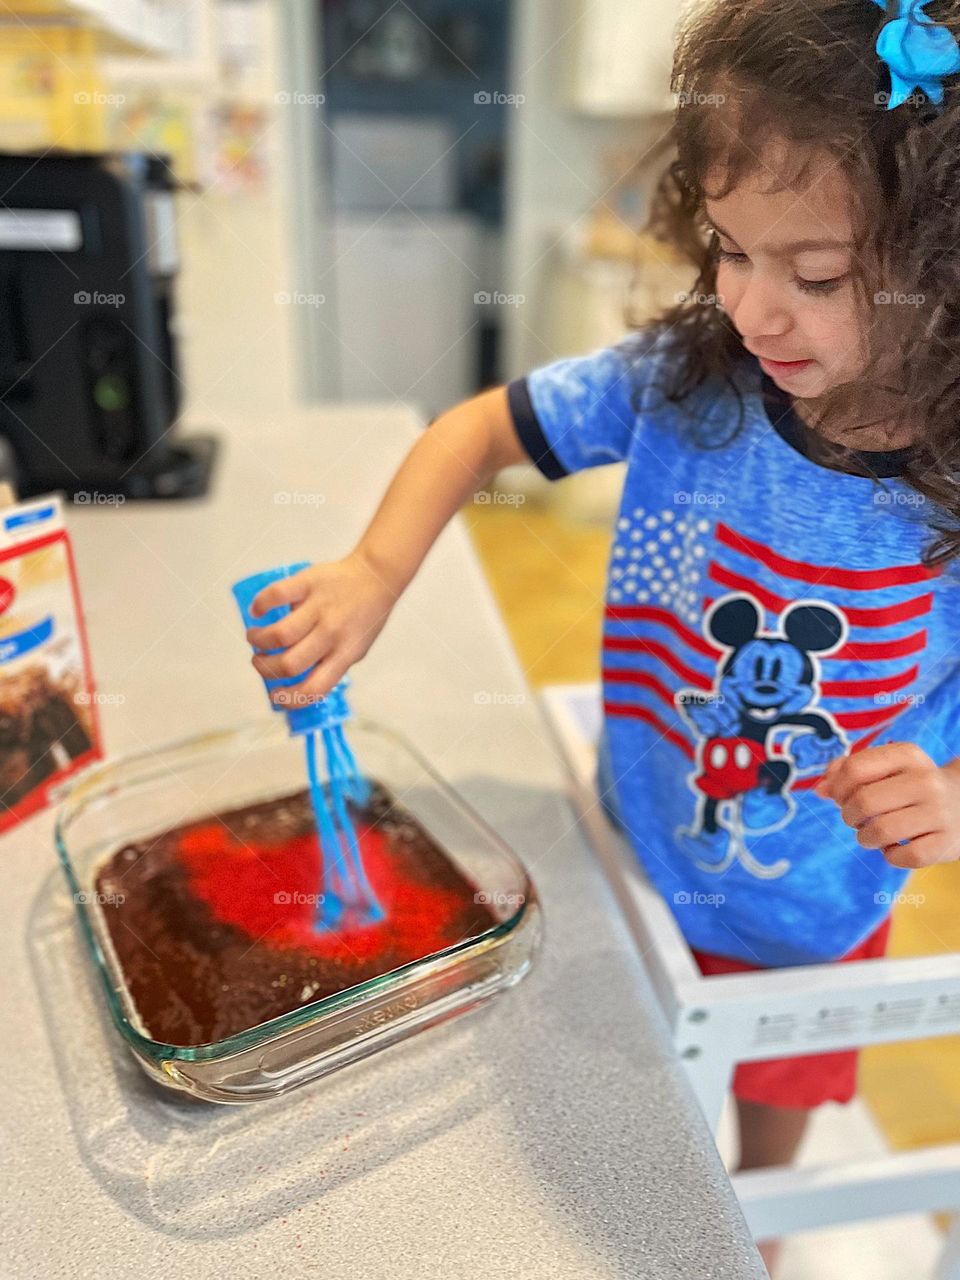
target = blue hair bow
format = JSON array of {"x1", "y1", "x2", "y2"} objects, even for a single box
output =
[{"x1": 871, "y1": 0, "x2": 960, "y2": 110}]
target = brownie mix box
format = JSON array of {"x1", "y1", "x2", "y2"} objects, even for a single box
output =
[{"x1": 0, "y1": 494, "x2": 102, "y2": 832}]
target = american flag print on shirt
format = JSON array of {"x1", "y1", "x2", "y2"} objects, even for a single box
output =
[{"x1": 602, "y1": 509, "x2": 941, "y2": 881}]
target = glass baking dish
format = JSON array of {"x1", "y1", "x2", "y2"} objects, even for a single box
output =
[{"x1": 54, "y1": 716, "x2": 541, "y2": 1104}]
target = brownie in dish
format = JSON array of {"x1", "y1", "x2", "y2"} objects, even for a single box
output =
[{"x1": 93, "y1": 780, "x2": 500, "y2": 1046}]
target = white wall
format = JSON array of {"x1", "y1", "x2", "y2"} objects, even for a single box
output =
[
  {"x1": 106, "y1": 0, "x2": 303, "y2": 419},
  {"x1": 502, "y1": 0, "x2": 673, "y2": 377}
]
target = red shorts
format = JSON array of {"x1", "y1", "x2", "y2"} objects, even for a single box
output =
[{"x1": 689, "y1": 914, "x2": 893, "y2": 1110}]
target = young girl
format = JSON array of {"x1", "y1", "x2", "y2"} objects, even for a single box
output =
[{"x1": 248, "y1": 0, "x2": 960, "y2": 1272}]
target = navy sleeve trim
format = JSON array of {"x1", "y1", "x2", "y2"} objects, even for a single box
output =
[{"x1": 506, "y1": 377, "x2": 569, "y2": 481}]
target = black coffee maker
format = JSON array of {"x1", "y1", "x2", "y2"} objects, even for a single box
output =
[{"x1": 0, "y1": 151, "x2": 216, "y2": 499}]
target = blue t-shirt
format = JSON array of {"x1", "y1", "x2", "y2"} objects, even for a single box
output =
[{"x1": 508, "y1": 326, "x2": 960, "y2": 967}]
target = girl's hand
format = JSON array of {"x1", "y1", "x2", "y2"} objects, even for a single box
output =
[
  {"x1": 244, "y1": 549, "x2": 398, "y2": 707},
  {"x1": 814, "y1": 742, "x2": 960, "y2": 868}
]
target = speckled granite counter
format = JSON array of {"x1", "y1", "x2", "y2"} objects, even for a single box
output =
[{"x1": 0, "y1": 404, "x2": 765, "y2": 1278}]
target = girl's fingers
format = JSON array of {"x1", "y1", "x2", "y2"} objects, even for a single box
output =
[
  {"x1": 271, "y1": 653, "x2": 345, "y2": 707},
  {"x1": 249, "y1": 571, "x2": 309, "y2": 619},
  {"x1": 882, "y1": 830, "x2": 943, "y2": 869},
  {"x1": 840, "y1": 774, "x2": 919, "y2": 829},
  {"x1": 253, "y1": 627, "x2": 333, "y2": 681},
  {"x1": 856, "y1": 804, "x2": 925, "y2": 850},
  {"x1": 247, "y1": 601, "x2": 317, "y2": 652}
]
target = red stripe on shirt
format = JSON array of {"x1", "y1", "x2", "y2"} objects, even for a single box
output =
[
  {"x1": 604, "y1": 603, "x2": 720, "y2": 658},
  {"x1": 707, "y1": 561, "x2": 933, "y2": 626},
  {"x1": 603, "y1": 700, "x2": 696, "y2": 758},
  {"x1": 834, "y1": 631, "x2": 927, "y2": 661},
  {"x1": 603, "y1": 636, "x2": 713, "y2": 688},
  {"x1": 820, "y1": 664, "x2": 919, "y2": 697},
  {"x1": 604, "y1": 662, "x2": 920, "y2": 702},
  {"x1": 695, "y1": 609, "x2": 926, "y2": 661},
  {"x1": 716, "y1": 521, "x2": 941, "y2": 588},
  {"x1": 603, "y1": 666, "x2": 698, "y2": 711}
]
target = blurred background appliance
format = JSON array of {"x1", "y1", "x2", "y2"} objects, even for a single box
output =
[{"x1": 0, "y1": 150, "x2": 216, "y2": 499}]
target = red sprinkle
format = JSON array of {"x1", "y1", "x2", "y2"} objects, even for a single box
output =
[{"x1": 177, "y1": 818, "x2": 473, "y2": 966}]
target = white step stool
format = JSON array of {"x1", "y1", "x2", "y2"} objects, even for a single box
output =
[{"x1": 539, "y1": 682, "x2": 960, "y2": 1276}]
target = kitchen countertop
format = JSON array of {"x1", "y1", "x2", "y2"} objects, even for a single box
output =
[{"x1": 0, "y1": 404, "x2": 765, "y2": 1279}]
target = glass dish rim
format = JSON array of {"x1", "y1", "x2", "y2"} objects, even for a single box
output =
[{"x1": 54, "y1": 713, "x2": 535, "y2": 1063}]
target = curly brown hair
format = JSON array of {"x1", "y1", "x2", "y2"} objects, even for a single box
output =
[{"x1": 640, "y1": 0, "x2": 960, "y2": 567}]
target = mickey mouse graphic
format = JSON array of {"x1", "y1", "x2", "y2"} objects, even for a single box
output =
[{"x1": 674, "y1": 592, "x2": 849, "y2": 879}]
